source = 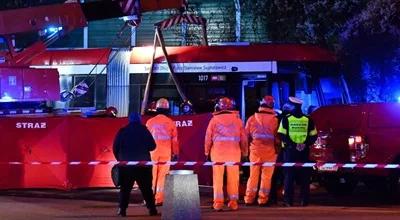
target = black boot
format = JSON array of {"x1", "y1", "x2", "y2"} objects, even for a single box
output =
[
  {"x1": 300, "y1": 201, "x2": 309, "y2": 207},
  {"x1": 117, "y1": 208, "x2": 127, "y2": 217},
  {"x1": 149, "y1": 208, "x2": 159, "y2": 216},
  {"x1": 282, "y1": 202, "x2": 293, "y2": 207}
]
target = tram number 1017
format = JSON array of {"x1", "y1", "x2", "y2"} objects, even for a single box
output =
[{"x1": 198, "y1": 74, "x2": 209, "y2": 82}]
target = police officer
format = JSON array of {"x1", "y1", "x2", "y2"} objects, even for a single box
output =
[
  {"x1": 113, "y1": 112, "x2": 158, "y2": 217},
  {"x1": 204, "y1": 97, "x2": 248, "y2": 211},
  {"x1": 277, "y1": 97, "x2": 317, "y2": 207},
  {"x1": 244, "y1": 95, "x2": 279, "y2": 206},
  {"x1": 146, "y1": 98, "x2": 179, "y2": 206}
]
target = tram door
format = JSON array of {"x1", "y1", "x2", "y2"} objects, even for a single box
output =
[
  {"x1": 242, "y1": 80, "x2": 267, "y2": 121},
  {"x1": 241, "y1": 78, "x2": 292, "y2": 122}
]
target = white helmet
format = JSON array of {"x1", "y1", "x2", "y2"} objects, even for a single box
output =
[{"x1": 156, "y1": 98, "x2": 169, "y2": 110}]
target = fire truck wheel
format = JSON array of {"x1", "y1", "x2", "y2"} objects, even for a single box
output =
[
  {"x1": 364, "y1": 173, "x2": 399, "y2": 194},
  {"x1": 387, "y1": 173, "x2": 400, "y2": 194},
  {"x1": 322, "y1": 175, "x2": 358, "y2": 195}
]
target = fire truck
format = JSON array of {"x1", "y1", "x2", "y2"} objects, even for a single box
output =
[
  {"x1": 311, "y1": 103, "x2": 400, "y2": 194},
  {"x1": 0, "y1": 1, "x2": 353, "y2": 189}
]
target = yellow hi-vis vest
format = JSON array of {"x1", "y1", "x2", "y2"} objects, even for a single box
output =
[{"x1": 278, "y1": 115, "x2": 315, "y2": 144}]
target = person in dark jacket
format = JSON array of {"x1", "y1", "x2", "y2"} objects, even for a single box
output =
[
  {"x1": 268, "y1": 102, "x2": 294, "y2": 205},
  {"x1": 113, "y1": 112, "x2": 158, "y2": 217}
]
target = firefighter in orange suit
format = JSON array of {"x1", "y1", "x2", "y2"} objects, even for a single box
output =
[
  {"x1": 244, "y1": 95, "x2": 279, "y2": 206},
  {"x1": 146, "y1": 98, "x2": 179, "y2": 205},
  {"x1": 204, "y1": 97, "x2": 248, "y2": 211}
]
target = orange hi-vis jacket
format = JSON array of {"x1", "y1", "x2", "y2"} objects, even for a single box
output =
[
  {"x1": 205, "y1": 111, "x2": 248, "y2": 161},
  {"x1": 246, "y1": 107, "x2": 279, "y2": 153},
  {"x1": 146, "y1": 114, "x2": 179, "y2": 157}
]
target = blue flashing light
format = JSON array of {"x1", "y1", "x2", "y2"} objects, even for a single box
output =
[
  {"x1": 0, "y1": 93, "x2": 16, "y2": 102},
  {"x1": 47, "y1": 27, "x2": 57, "y2": 33},
  {"x1": 397, "y1": 96, "x2": 400, "y2": 103},
  {"x1": 47, "y1": 26, "x2": 63, "y2": 33}
]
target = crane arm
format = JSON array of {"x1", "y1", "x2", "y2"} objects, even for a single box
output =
[
  {"x1": 0, "y1": 0, "x2": 187, "y2": 35},
  {"x1": 0, "y1": 0, "x2": 186, "y2": 65},
  {"x1": 0, "y1": 3, "x2": 86, "y2": 36},
  {"x1": 82, "y1": 0, "x2": 187, "y2": 21}
]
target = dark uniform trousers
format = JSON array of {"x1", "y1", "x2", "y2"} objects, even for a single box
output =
[
  {"x1": 282, "y1": 146, "x2": 311, "y2": 205},
  {"x1": 119, "y1": 166, "x2": 156, "y2": 210}
]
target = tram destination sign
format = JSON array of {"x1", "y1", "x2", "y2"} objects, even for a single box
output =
[{"x1": 129, "y1": 61, "x2": 277, "y2": 74}]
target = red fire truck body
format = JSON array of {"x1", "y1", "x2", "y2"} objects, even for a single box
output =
[{"x1": 311, "y1": 103, "x2": 400, "y2": 193}]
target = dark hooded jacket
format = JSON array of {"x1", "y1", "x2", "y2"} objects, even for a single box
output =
[{"x1": 113, "y1": 113, "x2": 156, "y2": 161}]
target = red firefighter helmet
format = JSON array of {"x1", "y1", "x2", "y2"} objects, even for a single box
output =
[
  {"x1": 105, "y1": 106, "x2": 118, "y2": 117},
  {"x1": 156, "y1": 98, "x2": 170, "y2": 110},
  {"x1": 216, "y1": 97, "x2": 235, "y2": 111},
  {"x1": 260, "y1": 95, "x2": 275, "y2": 108}
]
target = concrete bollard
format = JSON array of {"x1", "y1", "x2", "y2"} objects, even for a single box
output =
[{"x1": 162, "y1": 170, "x2": 201, "y2": 220}]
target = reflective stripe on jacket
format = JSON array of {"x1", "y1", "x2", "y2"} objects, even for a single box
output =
[
  {"x1": 146, "y1": 114, "x2": 179, "y2": 156},
  {"x1": 204, "y1": 111, "x2": 248, "y2": 159},
  {"x1": 245, "y1": 107, "x2": 278, "y2": 150}
]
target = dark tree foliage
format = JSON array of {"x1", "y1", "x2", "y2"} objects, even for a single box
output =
[
  {"x1": 341, "y1": 0, "x2": 400, "y2": 54},
  {"x1": 340, "y1": 0, "x2": 400, "y2": 102},
  {"x1": 264, "y1": 0, "x2": 308, "y2": 43},
  {"x1": 248, "y1": 0, "x2": 400, "y2": 102}
]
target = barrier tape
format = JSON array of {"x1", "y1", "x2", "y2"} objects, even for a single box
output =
[{"x1": 0, "y1": 161, "x2": 399, "y2": 169}]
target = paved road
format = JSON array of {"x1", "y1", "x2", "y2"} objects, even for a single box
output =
[{"x1": 1, "y1": 185, "x2": 400, "y2": 220}]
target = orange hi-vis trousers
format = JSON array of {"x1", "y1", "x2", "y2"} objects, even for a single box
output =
[
  {"x1": 204, "y1": 111, "x2": 248, "y2": 210},
  {"x1": 151, "y1": 152, "x2": 170, "y2": 204},
  {"x1": 244, "y1": 148, "x2": 277, "y2": 205},
  {"x1": 211, "y1": 144, "x2": 241, "y2": 207}
]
